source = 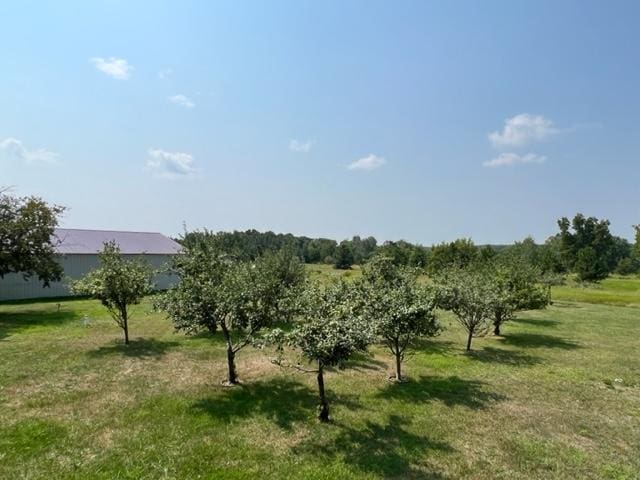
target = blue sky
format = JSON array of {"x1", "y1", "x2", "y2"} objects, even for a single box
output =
[{"x1": 1, "y1": 1, "x2": 639, "y2": 244}]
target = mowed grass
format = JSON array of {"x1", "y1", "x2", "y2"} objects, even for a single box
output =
[
  {"x1": 552, "y1": 275, "x2": 640, "y2": 307},
  {"x1": 0, "y1": 271, "x2": 639, "y2": 479}
]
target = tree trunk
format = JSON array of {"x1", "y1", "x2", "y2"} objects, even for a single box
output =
[
  {"x1": 220, "y1": 322, "x2": 238, "y2": 385},
  {"x1": 317, "y1": 361, "x2": 329, "y2": 422},
  {"x1": 122, "y1": 308, "x2": 129, "y2": 344},
  {"x1": 493, "y1": 313, "x2": 502, "y2": 336},
  {"x1": 394, "y1": 343, "x2": 403, "y2": 381},
  {"x1": 466, "y1": 329, "x2": 474, "y2": 352}
]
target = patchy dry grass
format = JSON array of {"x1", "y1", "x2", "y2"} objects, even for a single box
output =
[{"x1": 1, "y1": 272, "x2": 639, "y2": 479}]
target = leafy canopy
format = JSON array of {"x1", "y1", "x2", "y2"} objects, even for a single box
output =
[
  {"x1": 427, "y1": 238, "x2": 480, "y2": 275},
  {"x1": 0, "y1": 192, "x2": 65, "y2": 286},
  {"x1": 270, "y1": 280, "x2": 372, "y2": 368},
  {"x1": 334, "y1": 241, "x2": 354, "y2": 270},
  {"x1": 557, "y1": 214, "x2": 617, "y2": 281}
]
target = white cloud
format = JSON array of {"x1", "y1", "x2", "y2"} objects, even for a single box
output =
[
  {"x1": 0, "y1": 137, "x2": 59, "y2": 164},
  {"x1": 489, "y1": 113, "x2": 557, "y2": 148},
  {"x1": 146, "y1": 148, "x2": 196, "y2": 178},
  {"x1": 158, "y1": 68, "x2": 173, "y2": 80},
  {"x1": 168, "y1": 94, "x2": 195, "y2": 108},
  {"x1": 483, "y1": 152, "x2": 546, "y2": 168},
  {"x1": 289, "y1": 139, "x2": 314, "y2": 152},
  {"x1": 348, "y1": 154, "x2": 386, "y2": 171},
  {"x1": 90, "y1": 57, "x2": 132, "y2": 80}
]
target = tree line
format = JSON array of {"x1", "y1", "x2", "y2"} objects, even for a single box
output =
[
  {"x1": 1, "y1": 190, "x2": 639, "y2": 289},
  {"x1": 181, "y1": 229, "x2": 380, "y2": 267},
  {"x1": 181, "y1": 216, "x2": 640, "y2": 281}
]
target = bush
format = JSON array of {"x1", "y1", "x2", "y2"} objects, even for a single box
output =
[{"x1": 615, "y1": 257, "x2": 640, "y2": 275}]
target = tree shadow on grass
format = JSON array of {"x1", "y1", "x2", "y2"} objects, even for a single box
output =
[
  {"x1": 412, "y1": 339, "x2": 459, "y2": 355},
  {"x1": 376, "y1": 375, "x2": 506, "y2": 410},
  {"x1": 87, "y1": 338, "x2": 180, "y2": 358},
  {"x1": 500, "y1": 333, "x2": 580, "y2": 350},
  {"x1": 191, "y1": 377, "x2": 326, "y2": 430},
  {"x1": 344, "y1": 352, "x2": 387, "y2": 372},
  {"x1": 0, "y1": 307, "x2": 80, "y2": 340},
  {"x1": 183, "y1": 330, "x2": 224, "y2": 342},
  {"x1": 294, "y1": 414, "x2": 452, "y2": 479},
  {"x1": 512, "y1": 318, "x2": 560, "y2": 328},
  {"x1": 468, "y1": 346, "x2": 541, "y2": 366},
  {"x1": 552, "y1": 301, "x2": 583, "y2": 309}
]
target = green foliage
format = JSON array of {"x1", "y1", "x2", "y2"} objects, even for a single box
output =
[
  {"x1": 334, "y1": 241, "x2": 354, "y2": 269},
  {"x1": 358, "y1": 257, "x2": 440, "y2": 380},
  {"x1": 181, "y1": 228, "x2": 339, "y2": 264},
  {"x1": 180, "y1": 229, "x2": 428, "y2": 266},
  {"x1": 0, "y1": 192, "x2": 65, "y2": 286},
  {"x1": 539, "y1": 236, "x2": 566, "y2": 273},
  {"x1": 71, "y1": 241, "x2": 153, "y2": 343},
  {"x1": 427, "y1": 238, "x2": 480, "y2": 275},
  {"x1": 573, "y1": 246, "x2": 600, "y2": 282},
  {"x1": 615, "y1": 257, "x2": 640, "y2": 275},
  {"x1": 255, "y1": 249, "x2": 308, "y2": 321},
  {"x1": 557, "y1": 214, "x2": 619, "y2": 281},
  {"x1": 274, "y1": 281, "x2": 371, "y2": 368},
  {"x1": 375, "y1": 240, "x2": 428, "y2": 268},
  {"x1": 156, "y1": 239, "x2": 306, "y2": 384},
  {"x1": 434, "y1": 267, "x2": 496, "y2": 351},
  {"x1": 611, "y1": 236, "x2": 633, "y2": 267},
  {"x1": 348, "y1": 235, "x2": 378, "y2": 264},
  {"x1": 154, "y1": 239, "x2": 223, "y2": 335},
  {"x1": 499, "y1": 236, "x2": 565, "y2": 274},
  {"x1": 479, "y1": 245, "x2": 497, "y2": 262}
]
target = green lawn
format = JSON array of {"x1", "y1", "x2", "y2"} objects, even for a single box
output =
[
  {"x1": 551, "y1": 275, "x2": 640, "y2": 307},
  {"x1": 1, "y1": 271, "x2": 639, "y2": 479}
]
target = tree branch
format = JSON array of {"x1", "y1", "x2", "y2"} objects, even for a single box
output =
[{"x1": 271, "y1": 358, "x2": 318, "y2": 374}]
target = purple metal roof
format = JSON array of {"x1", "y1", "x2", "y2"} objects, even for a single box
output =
[{"x1": 53, "y1": 228, "x2": 182, "y2": 255}]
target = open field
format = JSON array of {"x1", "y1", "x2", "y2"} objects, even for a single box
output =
[
  {"x1": 1, "y1": 270, "x2": 639, "y2": 479},
  {"x1": 551, "y1": 276, "x2": 640, "y2": 307}
]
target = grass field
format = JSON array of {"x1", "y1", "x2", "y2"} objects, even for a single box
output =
[
  {"x1": 551, "y1": 276, "x2": 640, "y2": 307},
  {"x1": 1, "y1": 269, "x2": 639, "y2": 479}
]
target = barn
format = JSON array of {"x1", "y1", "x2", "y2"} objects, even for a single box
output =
[{"x1": 0, "y1": 228, "x2": 182, "y2": 301}]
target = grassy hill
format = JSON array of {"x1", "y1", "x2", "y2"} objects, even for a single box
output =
[{"x1": 1, "y1": 271, "x2": 639, "y2": 479}]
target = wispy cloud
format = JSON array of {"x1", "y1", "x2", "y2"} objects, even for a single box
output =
[
  {"x1": 158, "y1": 68, "x2": 173, "y2": 80},
  {"x1": 146, "y1": 148, "x2": 196, "y2": 178},
  {"x1": 348, "y1": 154, "x2": 386, "y2": 171},
  {"x1": 0, "y1": 137, "x2": 60, "y2": 164},
  {"x1": 90, "y1": 57, "x2": 132, "y2": 80},
  {"x1": 483, "y1": 152, "x2": 546, "y2": 168},
  {"x1": 489, "y1": 114, "x2": 557, "y2": 148},
  {"x1": 168, "y1": 94, "x2": 195, "y2": 108},
  {"x1": 289, "y1": 139, "x2": 314, "y2": 153}
]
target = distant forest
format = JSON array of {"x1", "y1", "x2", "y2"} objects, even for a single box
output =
[
  {"x1": 179, "y1": 228, "x2": 508, "y2": 269},
  {"x1": 181, "y1": 215, "x2": 640, "y2": 281}
]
